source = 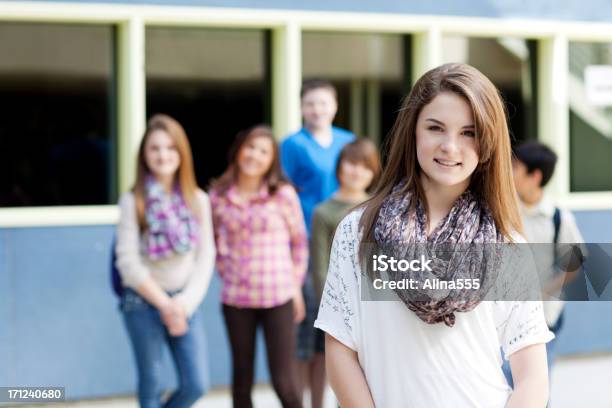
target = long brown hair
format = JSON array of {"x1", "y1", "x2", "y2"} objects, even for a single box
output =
[
  {"x1": 133, "y1": 114, "x2": 200, "y2": 228},
  {"x1": 210, "y1": 124, "x2": 288, "y2": 195},
  {"x1": 359, "y1": 63, "x2": 522, "y2": 253}
]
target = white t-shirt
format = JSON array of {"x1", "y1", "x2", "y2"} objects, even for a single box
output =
[{"x1": 314, "y1": 210, "x2": 554, "y2": 408}]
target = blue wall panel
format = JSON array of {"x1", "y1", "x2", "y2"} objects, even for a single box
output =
[
  {"x1": 0, "y1": 225, "x2": 269, "y2": 400},
  {"x1": 1, "y1": 208, "x2": 612, "y2": 398},
  {"x1": 5, "y1": 0, "x2": 499, "y2": 18},
  {"x1": 573, "y1": 210, "x2": 612, "y2": 243},
  {"x1": 553, "y1": 210, "x2": 612, "y2": 355},
  {"x1": 11, "y1": 0, "x2": 612, "y2": 23},
  {"x1": 0, "y1": 230, "x2": 15, "y2": 386}
]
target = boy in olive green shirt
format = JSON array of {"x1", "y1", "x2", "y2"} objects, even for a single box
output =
[{"x1": 311, "y1": 139, "x2": 380, "y2": 306}]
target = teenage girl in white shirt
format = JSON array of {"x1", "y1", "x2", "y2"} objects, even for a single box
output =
[{"x1": 315, "y1": 63, "x2": 553, "y2": 408}]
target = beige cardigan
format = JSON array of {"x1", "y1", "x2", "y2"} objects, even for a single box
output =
[{"x1": 115, "y1": 190, "x2": 216, "y2": 317}]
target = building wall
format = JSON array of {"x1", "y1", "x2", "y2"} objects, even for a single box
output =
[
  {"x1": 2, "y1": 0, "x2": 612, "y2": 401},
  {"x1": 0, "y1": 225, "x2": 271, "y2": 399},
  {"x1": 18, "y1": 0, "x2": 612, "y2": 23},
  {"x1": 1, "y1": 209, "x2": 611, "y2": 399}
]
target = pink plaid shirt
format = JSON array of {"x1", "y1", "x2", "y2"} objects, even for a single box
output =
[{"x1": 210, "y1": 184, "x2": 308, "y2": 308}]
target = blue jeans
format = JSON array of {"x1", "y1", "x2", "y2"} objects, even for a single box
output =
[{"x1": 121, "y1": 289, "x2": 210, "y2": 408}]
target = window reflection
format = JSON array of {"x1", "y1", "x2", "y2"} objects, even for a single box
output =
[
  {"x1": 302, "y1": 32, "x2": 411, "y2": 147},
  {"x1": 0, "y1": 23, "x2": 116, "y2": 207},
  {"x1": 146, "y1": 27, "x2": 270, "y2": 187}
]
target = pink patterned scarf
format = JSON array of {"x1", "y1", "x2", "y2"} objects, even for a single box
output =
[
  {"x1": 373, "y1": 181, "x2": 503, "y2": 327},
  {"x1": 144, "y1": 176, "x2": 199, "y2": 260}
]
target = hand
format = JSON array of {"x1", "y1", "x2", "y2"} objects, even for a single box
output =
[
  {"x1": 160, "y1": 299, "x2": 188, "y2": 337},
  {"x1": 292, "y1": 290, "x2": 306, "y2": 324},
  {"x1": 166, "y1": 317, "x2": 188, "y2": 337}
]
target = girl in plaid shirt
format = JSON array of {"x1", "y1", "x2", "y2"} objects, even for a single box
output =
[{"x1": 210, "y1": 125, "x2": 308, "y2": 408}]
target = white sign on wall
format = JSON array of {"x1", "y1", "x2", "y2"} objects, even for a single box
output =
[{"x1": 585, "y1": 65, "x2": 612, "y2": 107}]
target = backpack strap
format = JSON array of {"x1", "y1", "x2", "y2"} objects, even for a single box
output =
[
  {"x1": 553, "y1": 207, "x2": 561, "y2": 244},
  {"x1": 111, "y1": 236, "x2": 124, "y2": 298},
  {"x1": 552, "y1": 207, "x2": 561, "y2": 263},
  {"x1": 551, "y1": 207, "x2": 565, "y2": 333}
]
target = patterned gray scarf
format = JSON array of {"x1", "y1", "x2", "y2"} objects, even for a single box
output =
[{"x1": 373, "y1": 181, "x2": 503, "y2": 327}]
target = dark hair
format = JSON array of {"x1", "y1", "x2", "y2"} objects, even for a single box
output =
[
  {"x1": 359, "y1": 63, "x2": 523, "y2": 255},
  {"x1": 210, "y1": 124, "x2": 288, "y2": 195},
  {"x1": 513, "y1": 141, "x2": 558, "y2": 187},
  {"x1": 336, "y1": 138, "x2": 381, "y2": 192},
  {"x1": 301, "y1": 78, "x2": 337, "y2": 100}
]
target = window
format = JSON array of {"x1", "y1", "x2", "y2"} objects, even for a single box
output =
[
  {"x1": 569, "y1": 41, "x2": 612, "y2": 192},
  {"x1": 0, "y1": 23, "x2": 117, "y2": 207},
  {"x1": 146, "y1": 27, "x2": 270, "y2": 187},
  {"x1": 302, "y1": 31, "x2": 411, "y2": 146}
]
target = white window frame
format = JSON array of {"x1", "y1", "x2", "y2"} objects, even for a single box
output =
[{"x1": 0, "y1": 1, "x2": 611, "y2": 227}]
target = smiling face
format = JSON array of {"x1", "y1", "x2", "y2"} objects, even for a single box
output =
[
  {"x1": 237, "y1": 135, "x2": 275, "y2": 180},
  {"x1": 415, "y1": 91, "x2": 479, "y2": 193},
  {"x1": 301, "y1": 87, "x2": 338, "y2": 131},
  {"x1": 144, "y1": 129, "x2": 181, "y2": 180}
]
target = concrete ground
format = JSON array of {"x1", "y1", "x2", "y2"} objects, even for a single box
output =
[{"x1": 10, "y1": 354, "x2": 612, "y2": 408}]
